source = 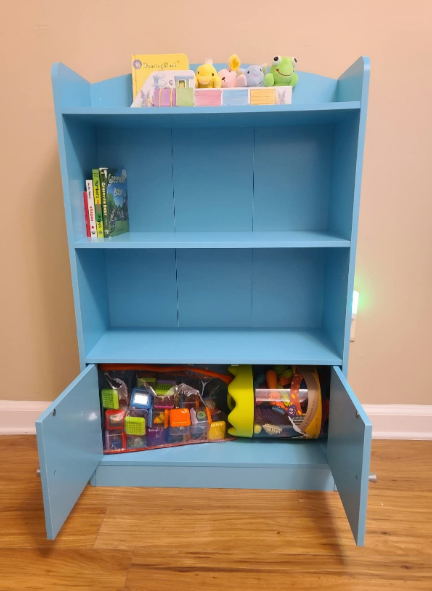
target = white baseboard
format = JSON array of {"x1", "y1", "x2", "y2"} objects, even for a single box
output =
[
  {"x1": 0, "y1": 401, "x2": 431, "y2": 440},
  {"x1": 363, "y1": 404, "x2": 432, "y2": 440},
  {"x1": 0, "y1": 400, "x2": 50, "y2": 435}
]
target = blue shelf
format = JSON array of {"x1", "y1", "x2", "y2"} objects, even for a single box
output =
[
  {"x1": 62, "y1": 102, "x2": 360, "y2": 128},
  {"x1": 85, "y1": 327, "x2": 342, "y2": 365},
  {"x1": 99, "y1": 439, "x2": 329, "y2": 469},
  {"x1": 74, "y1": 230, "x2": 350, "y2": 249}
]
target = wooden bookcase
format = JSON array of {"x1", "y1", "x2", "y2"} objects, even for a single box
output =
[{"x1": 36, "y1": 58, "x2": 372, "y2": 545}]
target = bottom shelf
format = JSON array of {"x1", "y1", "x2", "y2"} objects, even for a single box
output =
[
  {"x1": 93, "y1": 439, "x2": 334, "y2": 491},
  {"x1": 85, "y1": 327, "x2": 342, "y2": 365}
]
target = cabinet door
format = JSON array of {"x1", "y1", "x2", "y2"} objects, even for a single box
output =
[
  {"x1": 327, "y1": 366, "x2": 372, "y2": 546},
  {"x1": 36, "y1": 364, "x2": 102, "y2": 539}
]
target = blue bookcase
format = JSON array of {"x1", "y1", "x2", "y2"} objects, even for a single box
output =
[{"x1": 36, "y1": 58, "x2": 372, "y2": 545}]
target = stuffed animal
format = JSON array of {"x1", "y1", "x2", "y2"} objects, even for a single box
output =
[
  {"x1": 218, "y1": 54, "x2": 247, "y2": 88},
  {"x1": 264, "y1": 56, "x2": 298, "y2": 87},
  {"x1": 240, "y1": 63, "x2": 267, "y2": 87},
  {"x1": 195, "y1": 59, "x2": 222, "y2": 88}
]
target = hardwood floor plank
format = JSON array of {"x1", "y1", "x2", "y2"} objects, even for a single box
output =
[
  {"x1": 0, "y1": 548, "x2": 132, "y2": 591},
  {"x1": 124, "y1": 564, "x2": 432, "y2": 591},
  {"x1": 0, "y1": 506, "x2": 107, "y2": 548}
]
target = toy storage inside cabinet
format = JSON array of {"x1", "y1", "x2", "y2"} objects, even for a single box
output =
[{"x1": 36, "y1": 57, "x2": 371, "y2": 545}]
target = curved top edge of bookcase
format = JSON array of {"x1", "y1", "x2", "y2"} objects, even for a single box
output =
[{"x1": 51, "y1": 57, "x2": 370, "y2": 110}]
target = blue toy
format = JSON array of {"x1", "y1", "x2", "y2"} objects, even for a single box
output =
[
  {"x1": 240, "y1": 63, "x2": 267, "y2": 87},
  {"x1": 131, "y1": 387, "x2": 153, "y2": 427}
]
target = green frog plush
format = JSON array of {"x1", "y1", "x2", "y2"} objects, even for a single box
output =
[{"x1": 264, "y1": 56, "x2": 298, "y2": 87}]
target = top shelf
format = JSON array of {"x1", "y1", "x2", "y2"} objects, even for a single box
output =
[{"x1": 62, "y1": 102, "x2": 360, "y2": 128}]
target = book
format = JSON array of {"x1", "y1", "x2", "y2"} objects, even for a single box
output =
[
  {"x1": 92, "y1": 169, "x2": 104, "y2": 238},
  {"x1": 85, "y1": 179, "x2": 97, "y2": 237},
  {"x1": 106, "y1": 169, "x2": 129, "y2": 237},
  {"x1": 131, "y1": 70, "x2": 195, "y2": 108},
  {"x1": 82, "y1": 191, "x2": 90, "y2": 237},
  {"x1": 131, "y1": 53, "x2": 189, "y2": 100},
  {"x1": 99, "y1": 168, "x2": 109, "y2": 238}
]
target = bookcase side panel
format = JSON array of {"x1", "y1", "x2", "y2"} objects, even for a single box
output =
[
  {"x1": 91, "y1": 74, "x2": 132, "y2": 108},
  {"x1": 76, "y1": 250, "x2": 110, "y2": 359},
  {"x1": 322, "y1": 249, "x2": 350, "y2": 361},
  {"x1": 97, "y1": 127, "x2": 175, "y2": 232},
  {"x1": 172, "y1": 128, "x2": 254, "y2": 232},
  {"x1": 337, "y1": 57, "x2": 371, "y2": 371},
  {"x1": 63, "y1": 118, "x2": 98, "y2": 241}
]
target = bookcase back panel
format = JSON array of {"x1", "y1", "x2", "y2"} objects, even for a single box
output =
[
  {"x1": 253, "y1": 125, "x2": 333, "y2": 231},
  {"x1": 172, "y1": 128, "x2": 254, "y2": 232},
  {"x1": 105, "y1": 250, "x2": 178, "y2": 327},
  {"x1": 89, "y1": 124, "x2": 355, "y2": 236},
  {"x1": 97, "y1": 127, "x2": 175, "y2": 232}
]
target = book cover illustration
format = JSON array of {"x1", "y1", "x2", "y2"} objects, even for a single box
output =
[
  {"x1": 106, "y1": 169, "x2": 129, "y2": 237},
  {"x1": 131, "y1": 70, "x2": 195, "y2": 108},
  {"x1": 85, "y1": 179, "x2": 97, "y2": 237},
  {"x1": 92, "y1": 169, "x2": 104, "y2": 237},
  {"x1": 131, "y1": 53, "x2": 189, "y2": 101}
]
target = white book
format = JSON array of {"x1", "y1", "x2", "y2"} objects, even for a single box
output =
[{"x1": 85, "y1": 180, "x2": 97, "y2": 237}]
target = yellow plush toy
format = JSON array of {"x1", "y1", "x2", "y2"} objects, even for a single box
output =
[{"x1": 195, "y1": 58, "x2": 221, "y2": 88}]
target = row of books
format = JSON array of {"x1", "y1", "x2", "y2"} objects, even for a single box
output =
[{"x1": 83, "y1": 168, "x2": 129, "y2": 238}]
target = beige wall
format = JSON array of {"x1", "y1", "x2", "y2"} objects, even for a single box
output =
[{"x1": 1, "y1": 0, "x2": 431, "y2": 404}]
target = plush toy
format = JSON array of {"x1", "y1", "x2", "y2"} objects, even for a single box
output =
[
  {"x1": 264, "y1": 56, "x2": 298, "y2": 87},
  {"x1": 239, "y1": 63, "x2": 267, "y2": 87},
  {"x1": 218, "y1": 54, "x2": 247, "y2": 88},
  {"x1": 195, "y1": 59, "x2": 222, "y2": 88}
]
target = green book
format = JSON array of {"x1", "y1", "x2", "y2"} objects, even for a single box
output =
[
  {"x1": 92, "y1": 169, "x2": 104, "y2": 238},
  {"x1": 99, "y1": 168, "x2": 110, "y2": 238},
  {"x1": 106, "y1": 169, "x2": 129, "y2": 237}
]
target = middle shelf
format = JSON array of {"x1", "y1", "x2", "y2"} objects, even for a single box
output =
[
  {"x1": 74, "y1": 230, "x2": 350, "y2": 249},
  {"x1": 85, "y1": 327, "x2": 342, "y2": 365}
]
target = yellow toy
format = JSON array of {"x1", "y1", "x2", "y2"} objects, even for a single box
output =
[
  {"x1": 227, "y1": 365, "x2": 323, "y2": 439},
  {"x1": 195, "y1": 58, "x2": 221, "y2": 88}
]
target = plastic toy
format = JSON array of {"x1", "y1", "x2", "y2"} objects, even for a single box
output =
[
  {"x1": 218, "y1": 55, "x2": 247, "y2": 88},
  {"x1": 124, "y1": 416, "x2": 146, "y2": 436},
  {"x1": 101, "y1": 389, "x2": 120, "y2": 410},
  {"x1": 131, "y1": 387, "x2": 153, "y2": 426},
  {"x1": 136, "y1": 374, "x2": 157, "y2": 388},
  {"x1": 208, "y1": 420, "x2": 226, "y2": 440},
  {"x1": 190, "y1": 407, "x2": 212, "y2": 440},
  {"x1": 169, "y1": 408, "x2": 191, "y2": 443},
  {"x1": 105, "y1": 409, "x2": 126, "y2": 430},
  {"x1": 240, "y1": 63, "x2": 267, "y2": 87},
  {"x1": 127, "y1": 435, "x2": 146, "y2": 449},
  {"x1": 105, "y1": 431, "x2": 126, "y2": 451},
  {"x1": 195, "y1": 59, "x2": 221, "y2": 88},
  {"x1": 227, "y1": 365, "x2": 322, "y2": 439},
  {"x1": 264, "y1": 56, "x2": 298, "y2": 87}
]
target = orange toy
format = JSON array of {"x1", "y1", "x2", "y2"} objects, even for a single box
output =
[
  {"x1": 265, "y1": 370, "x2": 286, "y2": 412},
  {"x1": 288, "y1": 371, "x2": 303, "y2": 415}
]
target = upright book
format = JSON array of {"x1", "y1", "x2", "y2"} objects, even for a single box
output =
[
  {"x1": 99, "y1": 168, "x2": 110, "y2": 238},
  {"x1": 105, "y1": 169, "x2": 129, "y2": 237},
  {"x1": 92, "y1": 169, "x2": 104, "y2": 237},
  {"x1": 85, "y1": 179, "x2": 97, "y2": 237}
]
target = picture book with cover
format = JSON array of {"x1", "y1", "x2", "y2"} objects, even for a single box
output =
[
  {"x1": 131, "y1": 53, "x2": 189, "y2": 100},
  {"x1": 106, "y1": 169, "x2": 129, "y2": 237}
]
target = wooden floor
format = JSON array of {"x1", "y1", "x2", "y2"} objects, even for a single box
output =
[{"x1": 1, "y1": 438, "x2": 432, "y2": 591}]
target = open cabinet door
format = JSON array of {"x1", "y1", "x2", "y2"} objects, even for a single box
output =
[
  {"x1": 36, "y1": 364, "x2": 102, "y2": 539},
  {"x1": 327, "y1": 366, "x2": 372, "y2": 546}
]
